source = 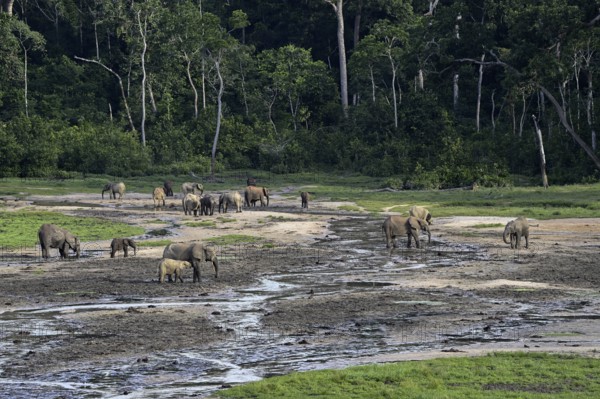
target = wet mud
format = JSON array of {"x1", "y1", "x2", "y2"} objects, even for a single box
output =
[{"x1": 1, "y1": 196, "x2": 600, "y2": 398}]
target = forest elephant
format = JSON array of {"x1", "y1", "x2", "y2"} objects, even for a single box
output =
[
  {"x1": 409, "y1": 205, "x2": 433, "y2": 225},
  {"x1": 200, "y1": 195, "x2": 218, "y2": 216},
  {"x1": 181, "y1": 182, "x2": 204, "y2": 196},
  {"x1": 382, "y1": 216, "x2": 431, "y2": 249},
  {"x1": 244, "y1": 186, "x2": 270, "y2": 207},
  {"x1": 162, "y1": 242, "x2": 218, "y2": 282},
  {"x1": 503, "y1": 216, "x2": 529, "y2": 249},
  {"x1": 110, "y1": 238, "x2": 137, "y2": 258},
  {"x1": 38, "y1": 224, "x2": 81, "y2": 259},
  {"x1": 182, "y1": 193, "x2": 201, "y2": 216},
  {"x1": 300, "y1": 191, "x2": 310, "y2": 209},
  {"x1": 153, "y1": 187, "x2": 166, "y2": 209},
  {"x1": 158, "y1": 259, "x2": 191, "y2": 283},
  {"x1": 219, "y1": 191, "x2": 243, "y2": 213},
  {"x1": 163, "y1": 180, "x2": 174, "y2": 197},
  {"x1": 102, "y1": 182, "x2": 126, "y2": 199},
  {"x1": 247, "y1": 177, "x2": 257, "y2": 186}
]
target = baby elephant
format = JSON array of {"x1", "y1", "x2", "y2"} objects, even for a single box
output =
[
  {"x1": 110, "y1": 238, "x2": 137, "y2": 258},
  {"x1": 503, "y1": 216, "x2": 529, "y2": 249},
  {"x1": 300, "y1": 192, "x2": 310, "y2": 209},
  {"x1": 158, "y1": 259, "x2": 192, "y2": 283}
]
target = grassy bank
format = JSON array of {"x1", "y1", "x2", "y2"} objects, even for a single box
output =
[{"x1": 218, "y1": 352, "x2": 600, "y2": 399}]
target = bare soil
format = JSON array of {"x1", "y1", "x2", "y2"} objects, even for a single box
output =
[{"x1": 1, "y1": 190, "x2": 600, "y2": 396}]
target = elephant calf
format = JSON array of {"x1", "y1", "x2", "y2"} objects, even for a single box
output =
[
  {"x1": 158, "y1": 259, "x2": 192, "y2": 283},
  {"x1": 183, "y1": 193, "x2": 201, "y2": 216},
  {"x1": 300, "y1": 191, "x2": 310, "y2": 209},
  {"x1": 153, "y1": 187, "x2": 166, "y2": 209},
  {"x1": 503, "y1": 216, "x2": 529, "y2": 249},
  {"x1": 110, "y1": 238, "x2": 137, "y2": 258},
  {"x1": 409, "y1": 205, "x2": 433, "y2": 225}
]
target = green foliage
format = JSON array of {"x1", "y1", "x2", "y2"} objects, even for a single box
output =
[
  {"x1": 219, "y1": 352, "x2": 600, "y2": 399},
  {"x1": 205, "y1": 234, "x2": 262, "y2": 245}
]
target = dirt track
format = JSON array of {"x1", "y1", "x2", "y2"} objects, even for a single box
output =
[{"x1": 1, "y1": 191, "x2": 599, "y2": 397}]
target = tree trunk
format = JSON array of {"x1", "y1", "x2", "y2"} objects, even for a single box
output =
[
  {"x1": 539, "y1": 85, "x2": 600, "y2": 170},
  {"x1": 23, "y1": 47, "x2": 29, "y2": 118},
  {"x1": 453, "y1": 73, "x2": 459, "y2": 112},
  {"x1": 184, "y1": 53, "x2": 199, "y2": 118},
  {"x1": 211, "y1": 59, "x2": 224, "y2": 178},
  {"x1": 586, "y1": 69, "x2": 596, "y2": 150},
  {"x1": 476, "y1": 53, "x2": 484, "y2": 132},
  {"x1": 491, "y1": 89, "x2": 496, "y2": 133},
  {"x1": 531, "y1": 115, "x2": 549, "y2": 188},
  {"x1": 325, "y1": 0, "x2": 349, "y2": 117},
  {"x1": 1, "y1": 0, "x2": 15, "y2": 15},
  {"x1": 137, "y1": 10, "x2": 147, "y2": 146}
]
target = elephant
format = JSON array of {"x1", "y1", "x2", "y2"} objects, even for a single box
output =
[
  {"x1": 219, "y1": 191, "x2": 243, "y2": 213},
  {"x1": 163, "y1": 180, "x2": 174, "y2": 197},
  {"x1": 409, "y1": 205, "x2": 433, "y2": 225},
  {"x1": 110, "y1": 238, "x2": 137, "y2": 258},
  {"x1": 300, "y1": 191, "x2": 310, "y2": 209},
  {"x1": 181, "y1": 182, "x2": 204, "y2": 196},
  {"x1": 38, "y1": 224, "x2": 81, "y2": 259},
  {"x1": 153, "y1": 187, "x2": 166, "y2": 209},
  {"x1": 158, "y1": 259, "x2": 191, "y2": 283},
  {"x1": 382, "y1": 216, "x2": 431, "y2": 249},
  {"x1": 182, "y1": 193, "x2": 201, "y2": 216},
  {"x1": 244, "y1": 186, "x2": 270, "y2": 207},
  {"x1": 503, "y1": 216, "x2": 529, "y2": 249},
  {"x1": 200, "y1": 194, "x2": 218, "y2": 216},
  {"x1": 247, "y1": 177, "x2": 257, "y2": 186},
  {"x1": 162, "y1": 242, "x2": 218, "y2": 282},
  {"x1": 102, "y1": 182, "x2": 126, "y2": 199}
]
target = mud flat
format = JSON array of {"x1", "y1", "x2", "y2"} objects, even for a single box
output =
[{"x1": 1, "y1": 193, "x2": 599, "y2": 398}]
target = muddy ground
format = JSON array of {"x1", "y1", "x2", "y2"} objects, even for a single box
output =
[{"x1": 0, "y1": 189, "x2": 599, "y2": 398}]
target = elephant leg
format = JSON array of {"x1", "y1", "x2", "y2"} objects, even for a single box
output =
[
  {"x1": 213, "y1": 262, "x2": 218, "y2": 278},
  {"x1": 110, "y1": 248, "x2": 116, "y2": 258},
  {"x1": 412, "y1": 231, "x2": 421, "y2": 248},
  {"x1": 123, "y1": 247, "x2": 128, "y2": 258},
  {"x1": 192, "y1": 260, "x2": 201, "y2": 283},
  {"x1": 525, "y1": 235, "x2": 529, "y2": 249}
]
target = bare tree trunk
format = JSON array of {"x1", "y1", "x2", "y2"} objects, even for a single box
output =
[
  {"x1": 539, "y1": 85, "x2": 600, "y2": 170},
  {"x1": 352, "y1": 0, "x2": 362, "y2": 106},
  {"x1": 417, "y1": 69, "x2": 424, "y2": 90},
  {"x1": 518, "y1": 93, "x2": 526, "y2": 137},
  {"x1": 491, "y1": 89, "x2": 496, "y2": 133},
  {"x1": 201, "y1": 58, "x2": 207, "y2": 110},
  {"x1": 388, "y1": 55, "x2": 398, "y2": 128},
  {"x1": 74, "y1": 56, "x2": 136, "y2": 132},
  {"x1": 183, "y1": 52, "x2": 199, "y2": 118},
  {"x1": 453, "y1": 73, "x2": 459, "y2": 112},
  {"x1": 23, "y1": 47, "x2": 28, "y2": 118},
  {"x1": 211, "y1": 58, "x2": 224, "y2": 178},
  {"x1": 370, "y1": 66, "x2": 376, "y2": 103},
  {"x1": 531, "y1": 115, "x2": 549, "y2": 188},
  {"x1": 147, "y1": 79, "x2": 158, "y2": 114},
  {"x1": 1, "y1": 0, "x2": 15, "y2": 15},
  {"x1": 325, "y1": 0, "x2": 349, "y2": 117},
  {"x1": 137, "y1": 11, "x2": 147, "y2": 146},
  {"x1": 586, "y1": 65, "x2": 596, "y2": 150},
  {"x1": 476, "y1": 53, "x2": 484, "y2": 132}
]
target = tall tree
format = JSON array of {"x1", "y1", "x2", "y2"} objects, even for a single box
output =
[{"x1": 324, "y1": 0, "x2": 349, "y2": 117}]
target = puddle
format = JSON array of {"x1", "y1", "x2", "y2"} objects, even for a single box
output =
[{"x1": 0, "y1": 216, "x2": 596, "y2": 399}]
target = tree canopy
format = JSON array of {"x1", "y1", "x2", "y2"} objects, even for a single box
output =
[{"x1": 1, "y1": 0, "x2": 600, "y2": 186}]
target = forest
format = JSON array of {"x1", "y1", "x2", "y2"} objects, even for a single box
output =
[{"x1": 1, "y1": 0, "x2": 600, "y2": 187}]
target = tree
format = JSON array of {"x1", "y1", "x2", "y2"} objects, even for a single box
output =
[{"x1": 324, "y1": 0, "x2": 349, "y2": 117}]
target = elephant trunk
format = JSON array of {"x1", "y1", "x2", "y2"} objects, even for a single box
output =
[
  {"x1": 424, "y1": 226, "x2": 431, "y2": 243},
  {"x1": 75, "y1": 244, "x2": 81, "y2": 258},
  {"x1": 503, "y1": 225, "x2": 511, "y2": 244},
  {"x1": 132, "y1": 243, "x2": 137, "y2": 256},
  {"x1": 212, "y1": 257, "x2": 219, "y2": 278}
]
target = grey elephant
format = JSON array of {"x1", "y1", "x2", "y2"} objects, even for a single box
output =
[
  {"x1": 300, "y1": 191, "x2": 310, "y2": 209},
  {"x1": 163, "y1": 180, "x2": 174, "y2": 197},
  {"x1": 200, "y1": 194, "x2": 218, "y2": 216},
  {"x1": 153, "y1": 187, "x2": 166, "y2": 209},
  {"x1": 102, "y1": 182, "x2": 126, "y2": 199},
  {"x1": 162, "y1": 242, "x2": 219, "y2": 282},
  {"x1": 219, "y1": 191, "x2": 243, "y2": 213},
  {"x1": 38, "y1": 224, "x2": 81, "y2": 259},
  {"x1": 503, "y1": 216, "x2": 529, "y2": 249},
  {"x1": 182, "y1": 193, "x2": 201, "y2": 216},
  {"x1": 382, "y1": 216, "x2": 431, "y2": 249},
  {"x1": 244, "y1": 186, "x2": 270, "y2": 207},
  {"x1": 181, "y1": 182, "x2": 204, "y2": 196},
  {"x1": 409, "y1": 205, "x2": 433, "y2": 225},
  {"x1": 110, "y1": 238, "x2": 137, "y2": 258}
]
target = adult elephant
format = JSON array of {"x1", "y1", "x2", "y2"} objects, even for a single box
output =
[
  {"x1": 300, "y1": 191, "x2": 310, "y2": 209},
  {"x1": 181, "y1": 182, "x2": 203, "y2": 196},
  {"x1": 102, "y1": 182, "x2": 126, "y2": 199},
  {"x1": 244, "y1": 186, "x2": 270, "y2": 207},
  {"x1": 409, "y1": 205, "x2": 433, "y2": 225},
  {"x1": 382, "y1": 216, "x2": 431, "y2": 249},
  {"x1": 200, "y1": 194, "x2": 217, "y2": 216},
  {"x1": 163, "y1": 180, "x2": 174, "y2": 197},
  {"x1": 110, "y1": 238, "x2": 137, "y2": 258},
  {"x1": 182, "y1": 193, "x2": 201, "y2": 216},
  {"x1": 153, "y1": 187, "x2": 166, "y2": 209},
  {"x1": 219, "y1": 191, "x2": 243, "y2": 213},
  {"x1": 503, "y1": 216, "x2": 529, "y2": 249},
  {"x1": 162, "y1": 242, "x2": 219, "y2": 282},
  {"x1": 38, "y1": 224, "x2": 81, "y2": 259}
]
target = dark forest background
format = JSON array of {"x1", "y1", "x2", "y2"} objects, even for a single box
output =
[{"x1": 1, "y1": 0, "x2": 600, "y2": 187}]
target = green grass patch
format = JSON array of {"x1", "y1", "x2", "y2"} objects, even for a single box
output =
[
  {"x1": 186, "y1": 221, "x2": 217, "y2": 228},
  {"x1": 338, "y1": 205, "x2": 362, "y2": 212},
  {"x1": 136, "y1": 240, "x2": 171, "y2": 248},
  {"x1": 470, "y1": 223, "x2": 505, "y2": 229},
  {"x1": 206, "y1": 234, "x2": 262, "y2": 245},
  {"x1": 0, "y1": 210, "x2": 144, "y2": 248},
  {"x1": 217, "y1": 217, "x2": 237, "y2": 223},
  {"x1": 218, "y1": 352, "x2": 600, "y2": 399}
]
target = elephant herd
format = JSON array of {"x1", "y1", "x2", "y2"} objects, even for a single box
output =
[{"x1": 382, "y1": 205, "x2": 530, "y2": 250}]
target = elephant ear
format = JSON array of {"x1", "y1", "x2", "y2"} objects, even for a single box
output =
[{"x1": 191, "y1": 244, "x2": 206, "y2": 261}]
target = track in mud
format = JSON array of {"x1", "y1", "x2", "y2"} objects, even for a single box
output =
[{"x1": 1, "y1": 215, "x2": 599, "y2": 398}]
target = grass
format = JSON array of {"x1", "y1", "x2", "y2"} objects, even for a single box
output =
[
  {"x1": 186, "y1": 221, "x2": 217, "y2": 228},
  {"x1": 0, "y1": 210, "x2": 144, "y2": 248},
  {"x1": 137, "y1": 239, "x2": 172, "y2": 248},
  {"x1": 205, "y1": 234, "x2": 262, "y2": 245},
  {"x1": 470, "y1": 223, "x2": 505, "y2": 229},
  {"x1": 218, "y1": 352, "x2": 600, "y2": 399}
]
